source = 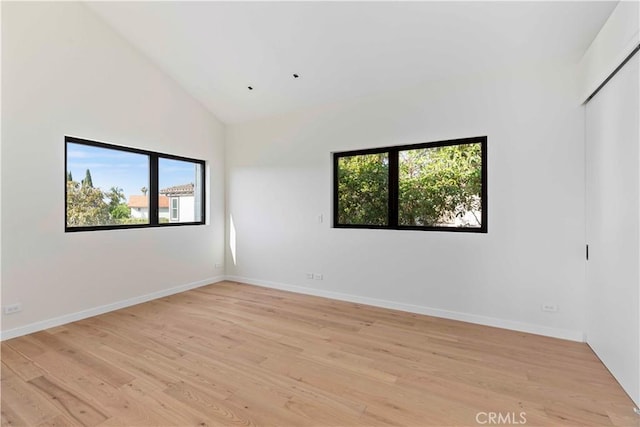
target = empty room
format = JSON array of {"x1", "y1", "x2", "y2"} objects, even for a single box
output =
[{"x1": 1, "y1": 1, "x2": 639, "y2": 426}]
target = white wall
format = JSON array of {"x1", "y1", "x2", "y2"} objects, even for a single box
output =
[
  {"x1": 1, "y1": 2, "x2": 225, "y2": 338},
  {"x1": 581, "y1": 0, "x2": 640, "y2": 407},
  {"x1": 585, "y1": 53, "x2": 639, "y2": 407},
  {"x1": 159, "y1": 208, "x2": 170, "y2": 220},
  {"x1": 130, "y1": 207, "x2": 147, "y2": 220},
  {"x1": 226, "y1": 59, "x2": 587, "y2": 341},
  {"x1": 579, "y1": 1, "x2": 639, "y2": 102},
  {"x1": 179, "y1": 195, "x2": 195, "y2": 222}
]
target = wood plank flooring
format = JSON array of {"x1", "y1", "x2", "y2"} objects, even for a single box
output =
[{"x1": 1, "y1": 281, "x2": 638, "y2": 426}]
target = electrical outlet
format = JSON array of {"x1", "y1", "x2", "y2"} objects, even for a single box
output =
[
  {"x1": 317, "y1": 214, "x2": 323, "y2": 223},
  {"x1": 3, "y1": 303, "x2": 22, "y2": 315},
  {"x1": 541, "y1": 303, "x2": 559, "y2": 313},
  {"x1": 314, "y1": 274, "x2": 323, "y2": 280},
  {"x1": 306, "y1": 273, "x2": 314, "y2": 279}
]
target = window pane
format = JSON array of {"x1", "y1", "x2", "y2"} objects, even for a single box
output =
[
  {"x1": 159, "y1": 158, "x2": 203, "y2": 223},
  {"x1": 66, "y1": 142, "x2": 149, "y2": 227},
  {"x1": 337, "y1": 153, "x2": 389, "y2": 226},
  {"x1": 398, "y1": 143, "x2": 482, "y2": 228}
]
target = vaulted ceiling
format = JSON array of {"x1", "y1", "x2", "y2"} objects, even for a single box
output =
[{"x1": 86, "y1": 1, "x2": 616, "y2": 123}]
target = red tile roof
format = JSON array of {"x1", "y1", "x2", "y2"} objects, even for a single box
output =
[
  {"x1": 160, "y1": 183, "x2": 194, "y2": 196},
  {"x1": 128, "y1": 195, "x2": 169, "y2": 208}
]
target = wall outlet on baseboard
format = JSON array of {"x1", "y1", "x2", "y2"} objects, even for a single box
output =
[
  {"x1": 306, "y1": 272, "x2": 314, "y2": 279},
  {"x1": 3, "y1": 303, "x2": 22, "y2": 315},
  {"x1": 314, "y1": 273, "x2": 323, "y2": 280},
  {"x1": 541, "y1": 303, "x2": 559, "y2": 313}
]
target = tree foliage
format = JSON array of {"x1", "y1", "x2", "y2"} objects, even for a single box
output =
[
  {"x1": 82, "y1": 169, "x2": 93, "y2": 188},
  {"x1": 106, "y1": 187, "x2": 130, "y2": 220},
  {"x1": 337, "y1": 153, "x2": 388, "y2": 225},
  {"x1": 66, "y1": 180, "x2": 109, "y2": 226},
  {"x1": 66, "y1": 176, "x2": 132, "y2": 226},
  {"x1": 110, "y1": 203, "x2": 131, "y2": 220},
  {"x1": 337, "y1": 143, "x2": 482, "y2": 227},
  {"x1": 398, "y1": 144, "x2": 481, "y2": 226}
]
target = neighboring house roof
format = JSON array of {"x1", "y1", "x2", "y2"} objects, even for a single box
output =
[
  {"x1": 160, "y1": 183, "x2": 194, "y2": 196},
  {"x1": 128, "y1": 195, "x2": 169, "y2": 208}
]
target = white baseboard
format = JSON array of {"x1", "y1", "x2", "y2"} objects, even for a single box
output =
[
  {"x1": 226, "y1": 275, "x2": 585, "y2": 342},
  {"x1": 2, "y1": 274, "x2": 584, "y2": 343},
  {"x1": 0, "y1": 276, "x2": 226, "y2": 341}
]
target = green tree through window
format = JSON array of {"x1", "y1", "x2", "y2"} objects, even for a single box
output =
[
  {"x1": 334, "y1": 137, "x2": 486, "y2": 232},
  {"x1": 65, "y1": 136, "x2": 206, "y2": 231},
  {"x1": 398, "y1": 143, "x2": 482, "y2": 227},
  {"x1": 337, "y1": 153, "x2": 389, "y2": 226}
]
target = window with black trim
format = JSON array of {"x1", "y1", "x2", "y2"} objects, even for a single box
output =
[
  {"x1": 170, "y1": 198, "x2": 179, "y2": 222},
  {"x1": 65, "y1": 136, "x2": 205, "y2": 231},
  {"x1": 334, "y1": 136, "x2": 487, "y2": 232}
]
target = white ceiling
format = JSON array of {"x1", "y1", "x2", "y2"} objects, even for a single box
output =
[{"x1": 86, "y1": 1, "x2": 616, "y2": 124}]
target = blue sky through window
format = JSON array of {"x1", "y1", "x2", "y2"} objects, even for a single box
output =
[
  {"x1": 67, "y1": 143, "x2": 196, "y2": 200},
  {"x1": 159, "y1": 158, "x2": 198, "y2": 192}
]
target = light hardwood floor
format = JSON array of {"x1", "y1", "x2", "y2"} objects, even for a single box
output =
[{"x1": 1, "y1": 281, "x2": 638, "y2": 426}]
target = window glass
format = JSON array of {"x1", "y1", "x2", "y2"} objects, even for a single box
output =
[
  {"x1": 336, "y1": 152, "x2": 389, "y2": 226},
  {"x1": 333, "y1": 137, "x2": 486, "y2": 232},
  {"x1": 65, "y1": 137, "x2": 205, "y2": 231},
  {"x1": 398, "y1": 143, "x2": 482, "y2": 228},
  {"x1": 66, "y1": 142, "x2": 149, "y2": 227},
  {"x1": 170, "y1": 198, "x2": 179, "y2": 221},
  {"x1": 159, "y1": 158, "x2": 203, "y2": 223}
]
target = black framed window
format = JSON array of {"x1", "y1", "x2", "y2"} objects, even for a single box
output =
[
  {"x1": 334, "y1": 136, "x2": 487, "y2": 232},
  {"x1": 170, "y1": 198, "x2": 179, "y2": 221},
  {"x1": 65, "y1": 136, "x2": 205, "y2": 232}
]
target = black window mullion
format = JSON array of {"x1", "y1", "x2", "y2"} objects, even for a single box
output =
[
  {"x1": 199, "y1": 161, "x2": 206, "y2": 223},
  {"x1": 481, "y1": 141, "x2": 488, "y2": 232},
  {"x1": 149, "y1": 155, "x2": 159, "y2": 225},
  {"x1": 333, "y1": 154, "x2": 340, "y2": 228},
  {"x1": 388, "y1": 149, "x2": 399, "y2": 227}
]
